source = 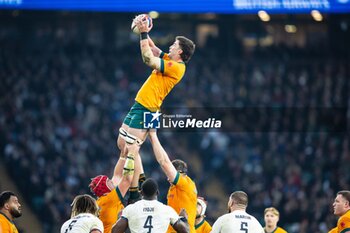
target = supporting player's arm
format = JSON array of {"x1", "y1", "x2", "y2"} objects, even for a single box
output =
[
  {"x1": 148, "y1": 131, "x2": 177, "y2": 183},
  {"x1": 111, "y1": 217, "x2": 128, "y2": 233},
  {"x1": 135, "y1": 18, "x2": 162, "y2": 71},
  {"x1": 111, "y1": 155, "x2": 126, "y2": 184},
  {"x1": 115, "y1": 154, "x2": 139, "y2": 197},
  {"x1": 132, "y1": 153, "x2": 144, "y2": 188},
  {"x1": 173, "y1": 219, "x2": 190, "y2": 233},
  {"x1": 128, "y1": 152, "x2": 144, "y2": 203},
  {"x1": 172, "y1": 208, "x2": 190, "y2": 233}
]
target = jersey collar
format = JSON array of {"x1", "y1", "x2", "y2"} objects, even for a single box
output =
[
  {"x1": 0, "y1": 211, "x2": 14, "y2": 224},
  {"x1": 195, "y1": 219, "x2": 205, "y2": 229}
]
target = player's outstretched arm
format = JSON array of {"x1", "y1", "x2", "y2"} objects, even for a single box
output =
[
  {"x1": 111, "y1": 217, "x2": 128, "y2": 233},
  {"x1": 172, "y1": 208, "x2": 190, "y2": 233},
  {"x1": 148, "y1": 36, "x2": 162, "y2": 57},
  {"x1": 135, "y1": 17, "x2": 162, "y2": 71},
  {"x1": 116, "y1": 154, "x2": 139, "y2": 197},
  {"x1": 127, "y1": 152, "x2": 144, "y2": 203},
  {"x1": 131, "y1": 152, "x2": 144, "y2": 188},
  {"x1": 111, "y1": 154, "x2": 126, "y2": 184},
  {"x1": 173, "y1": 219, "x2": 190, "y2": 233},
  {"x1": 148, "y1": 131, "x2": 177, "y2": 182}
]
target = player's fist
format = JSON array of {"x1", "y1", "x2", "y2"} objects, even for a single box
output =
[{"x1": 131, "y1": 14, "x2": 153, "y2": 34}]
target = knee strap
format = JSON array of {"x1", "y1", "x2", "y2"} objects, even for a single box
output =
[
  {"x1": 119, "y1": 128, "x2": 128, "y2": 139},
  {"x1": 119, "y1": 128, "x2": 144, "y2": 146}
]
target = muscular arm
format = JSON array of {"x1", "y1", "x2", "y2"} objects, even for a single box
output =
[
  {"x1": 173, "y1": 209, "x2": 190, "y2": 233},
  {"x1": 140, "y1": 38, "x2": 162, "y2": 70},
  {"x1": 135, "y1": 18, "x2": 162, "y2": 71},
  {"x1": 148, "y1": 131, "x2": 177, "y2": 182},
  {"x1": 127, "y1": 152, "x2": 143, "y2": 203},
  {"x1": 111, "y1": 218, "x2": 128, "y2": 233},
  {"x1": 148, "y1": 36, "x2": 162, "y2": 57},
  {"x1": 131, "y1": 152, "x2": 143, "y2": 188},
  {"x1": 172, "y1": 219, "x2": 190, "y2": 233},
  {"x1": 116, "y1": 154, "x2": 139, "y2": 197},
  {"x1": 111, "y1": 156, "x2": 126, "y2": 184}
]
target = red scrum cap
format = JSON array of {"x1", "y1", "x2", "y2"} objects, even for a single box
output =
[{"x1": 89, "y1": 175, "x2": 111, "y2": 197}]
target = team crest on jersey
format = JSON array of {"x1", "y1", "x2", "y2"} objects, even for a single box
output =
[
  {"x1": 167, "y1": 62, "x2": 173, "y2": 67},
  {"x1": 341, "y1": 222, "x2": 345, "y2": 228}
]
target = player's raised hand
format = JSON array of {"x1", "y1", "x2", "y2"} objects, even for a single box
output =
[
  {"x1": 135, "y1": 14, "x2": 152, "y2": 33},
  {"x1": 147, "y1": 15, "x2": 153, "y2": 31},
  {"x1": 132, "y1": 14, "x2": 144, "y2": 25}
]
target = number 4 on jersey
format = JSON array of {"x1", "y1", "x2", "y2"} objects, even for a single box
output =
[{"x1": 143, "y1": 215, "x2": 153, "y2": 233}]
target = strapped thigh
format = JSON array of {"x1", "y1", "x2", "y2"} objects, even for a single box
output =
[{"x1": 119, "y1": 128, "x2": 144, "y2": 146}]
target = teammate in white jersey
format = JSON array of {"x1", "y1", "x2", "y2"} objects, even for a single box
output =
[
  {"x1": 61, "y1": 194, "x2": 104, "y2": 233},
  {"x1": 211, "y1": 191, "x2": 264, "y2": 233},
  {"x1": 112, "y1": 178, "x2": 189, "y2": 233}
]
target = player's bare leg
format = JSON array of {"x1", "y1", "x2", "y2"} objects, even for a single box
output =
[
  {"x1": 124, "y1": 128, "x2": 147, "y2": 156},
  {"x1": 117, "y1": 123, "x2": 130, "y2": 158}
]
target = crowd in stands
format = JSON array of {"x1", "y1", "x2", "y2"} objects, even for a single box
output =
[{"x1": 0, "y1": 15, "x2": 349, "y2": 233}]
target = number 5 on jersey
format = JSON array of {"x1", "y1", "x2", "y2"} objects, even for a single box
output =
[{"x1": 240, "y1": 222, "x2": 248, "y2": 233}]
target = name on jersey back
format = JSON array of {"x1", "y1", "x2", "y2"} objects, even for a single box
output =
[
  {"x1": 143, "y1": 207, "x2": 154, "y2": 212},
  {"x1": 235, "y1": 215, "x2": 251, "y2": 220}
]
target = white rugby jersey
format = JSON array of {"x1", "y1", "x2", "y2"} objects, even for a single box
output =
[
  {"x1": 211, "y1": 210, "x2": 264, "y2": 233},
  {"x1": 60, "y1": 213, "x2": 104, "y2": 233},
  {"x1": 121, "y1": 199, "x2": 181, "y2": 233}
]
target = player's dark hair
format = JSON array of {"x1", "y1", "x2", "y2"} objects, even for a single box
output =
[
  {"x1": 141, "y1": 178, "x2": 159, "y2": 199},
  {"x1": 338, "y1": 190, "x2": 350, "y2": 203},
  {"x1": 0, "y1": 191, "x2": 16, "y2": 208},
  {"x1": 230, "y1": 191, "x2": 248, "y2": 207},
  {"x1": 172, "y1": 159, "x2": 188, "y2": 174},
  {"x1": 71, "y1": 194, "x2": 99, "y2": 217},
  {"x1": 176, "y1": 36, "x2": 195, "y2": 63}
]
